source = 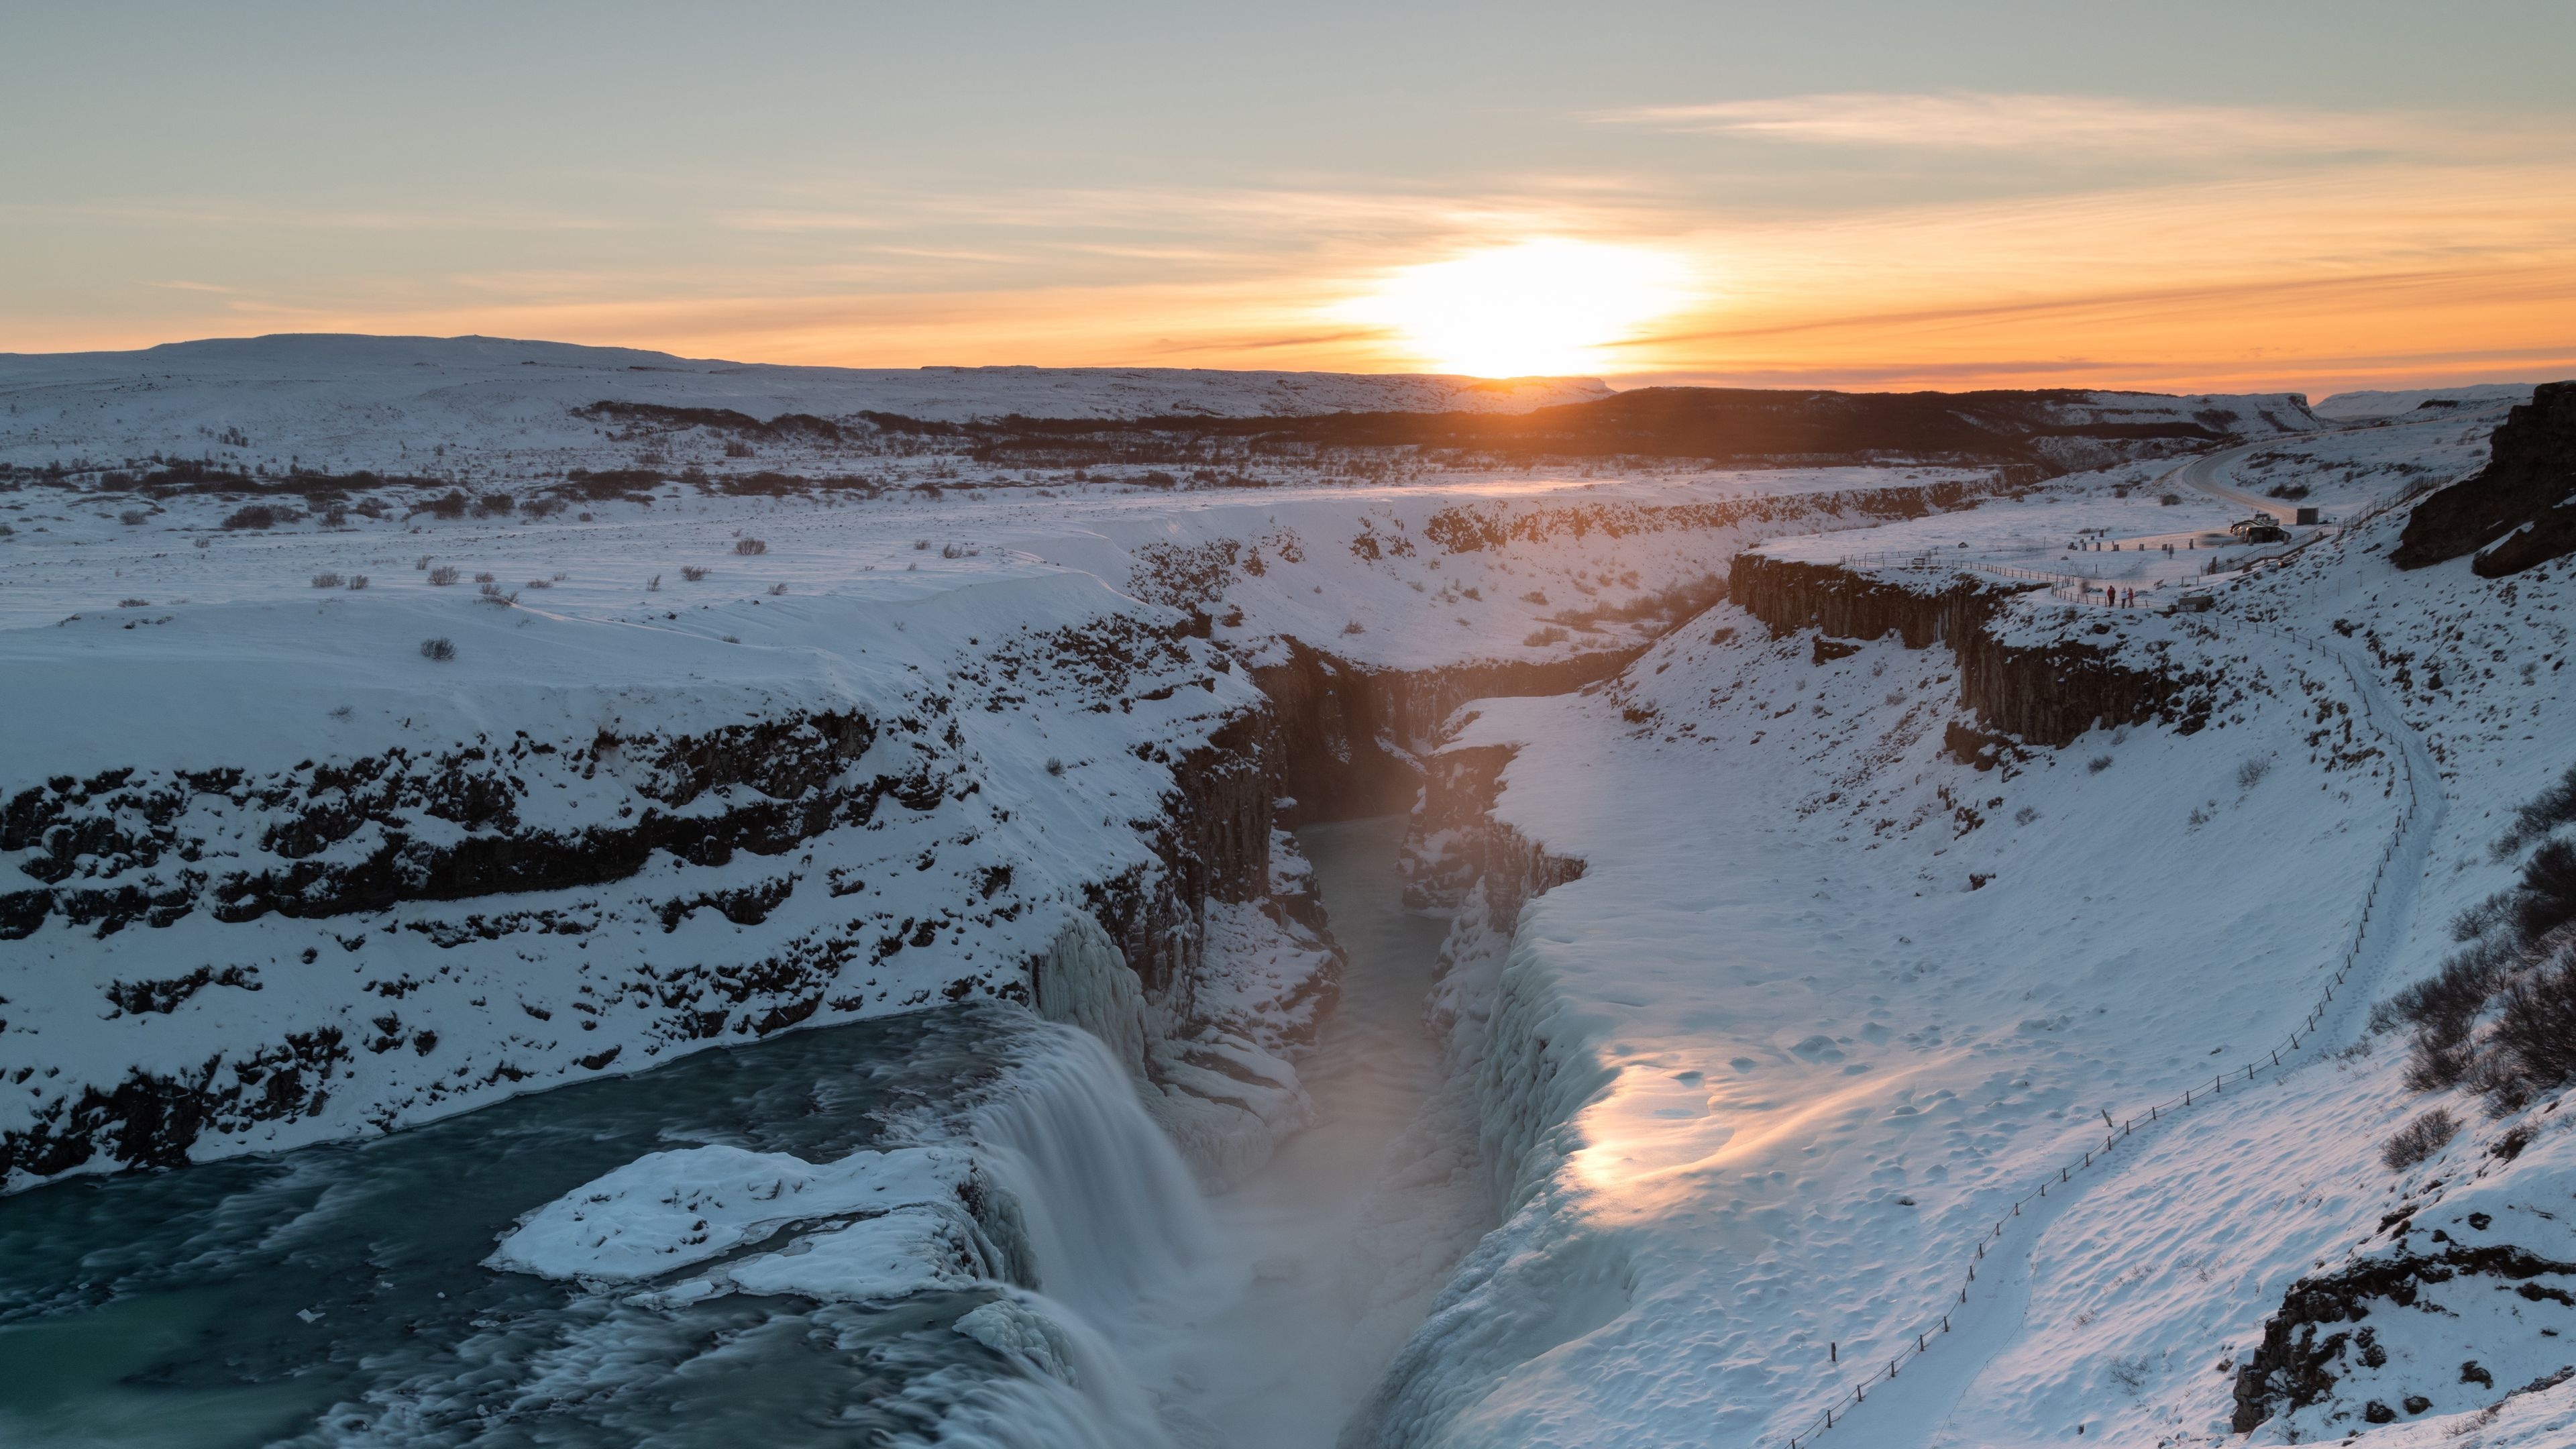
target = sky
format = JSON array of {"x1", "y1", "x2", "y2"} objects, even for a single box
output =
[{"x1": 5, "y1": 1, "x2": 2575, "y2": 396}]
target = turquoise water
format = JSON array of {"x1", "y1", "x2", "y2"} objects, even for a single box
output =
[{"x1": 0, "y1": 1006, "x2": 1078, "y2": 1448}]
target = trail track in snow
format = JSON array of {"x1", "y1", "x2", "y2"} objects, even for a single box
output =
[{"x1": 1802, "y1": 548, "x2": 2447, "y2": 1449}]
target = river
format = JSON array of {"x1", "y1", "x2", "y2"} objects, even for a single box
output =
[{"x1": 0, "y1": 816, "x2": 1465, "y2": 1448}]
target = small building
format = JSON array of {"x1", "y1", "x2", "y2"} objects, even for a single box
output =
[
  {"x1": 2172, "y1": 593, "x2": 2216, "y2": 613},
  {"x1": 2292, "y1": 506, "x2": 2320, "y2": 525}
]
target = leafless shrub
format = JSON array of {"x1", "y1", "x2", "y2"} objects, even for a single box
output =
[
  {"x1": 2015, "y1": 806, "x2": 2040, "y2": 826},
  {"x1": 2496, "y1": 765, "x2": 2576, "y2": 860},
  {"x1": 346, "y1": 574, "x2": 368, "y2": 590},
  {"x1": 420, "y1": 637, "x2": 456, "y2": 661},
  {"x1": 1886, "y1": 690, "x2": 1906, "y2": 706},
  {"x1": 472, "y1": 572, "x2": 495, "y2": 584},
  {"x1": 311, "y1": 572, "x2": 345, "y2": 589},
  {"x1": 914, "y1": 539, "x2": 931, "y2": 551},
  {"x1": 2383, "y1": 1108, "x2": 2458, "y2": 1171},
  {"x1": 119, "y1": 509, "x2": 150, "y2": 525},
  {"x1": 1045, "y1": 757, "x2": 1065, "y2": 776},
  {"x1": 734, "y1": 537, "x2": 767, "y2": 555},
  {"x1": 523, "y1": 578, "x2": 551, "y2": 589},
  {"x1": 2237, "y1": 755, "x2": 2273, "y2": 790},
  {"x1": 767, "y1": 582, "x2": 787, "y2": 596},
  {"x1": 117, "y1": 598, "x2": 150, "y2": 608},
  {"x1": 680, "y1": 566, "x2": 708, "y2": 582},
  {"x1": 2088, "y1": 755, "x2": 2114, "y2": 773},
  {"x1": 415, "y1": 555, "x2": 433, "y2": 570},
  {"x1": 427, "y1": 566, "x2": 460, "y2": 586},
  {"x1": 476, "y1": 582, "x2": 517, "y2": 606},
  {"x1": 941, "y1": 542, "x2": 968, "y2": 559},
  {"x1": 2493, "y1": 949, "x2": 2576, "y2": 1092},
  {"x1": 1342, "y1": 621, "x2": 1365, "y2": 635},
  {"x1": 1523, "y1": 625, "x2": 1569, "y2": 647},
  {"x1": 2158, "y1": 493, "x2": 2184, "y2": 506}
]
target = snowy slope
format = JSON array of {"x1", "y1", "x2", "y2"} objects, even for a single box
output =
[
  {"x1": 1349, "y1": 398, "x2": 2576, "y2": 1448},
  {"x1": 2312, "y1": 384, "x2": 2536, "y2": 423}
]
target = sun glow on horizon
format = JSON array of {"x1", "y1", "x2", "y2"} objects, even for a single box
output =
[{"x1": 1338, "y1": 237, "x2": 1693, "y2": 378}]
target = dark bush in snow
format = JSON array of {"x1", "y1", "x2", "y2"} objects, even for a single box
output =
[
  {"x1": 735, "y1": 537, "x2": 767, "y2": 555},
  {"x1": 221, "y1": 504, "x2": 284, "y2": 530},
  {"x1": 2494, "y1": 764, "x2": 2576, "y2": 859},
  {"x1": 419, "y1": 637, "x2": 455, "y2": 661},
  {"x1": 427, "y1": 566, "x2": 460, "y2": 586},
  {"x1": 311, "y1": 572, "x2": 344, "y2": 589},
  {"x1": 2381, "y1": 1108, "x2": 2457, "y2": 1171},
  {"x1": 2493, "y1": 950, "x2": 2576, "y2": 1092},
  {"x1": 2509, "y1": 840, "x2": 2576, "y2": 944},
  {"x1": 2381, "y1": 764, "x2": 2576, "y2": 1109},
  {"x1": 680, "y1": 566, "x2": 708, "y2": 582},
  {"x1": 346, "y1": 574, "x2": 368, "y2": 590}
]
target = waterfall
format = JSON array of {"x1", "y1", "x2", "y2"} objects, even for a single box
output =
[{"x1": 970, "y1": 1022, "x2": 1218, "y2": 1322}]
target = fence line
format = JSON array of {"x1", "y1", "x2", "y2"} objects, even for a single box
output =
[{"x1": 1780, "y1": 625, "x2": 2421, "y2": 1449}]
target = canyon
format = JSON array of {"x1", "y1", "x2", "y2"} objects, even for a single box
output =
[{"x1": 1, "y1": 338, "x2": 2570, "y2": 1448}]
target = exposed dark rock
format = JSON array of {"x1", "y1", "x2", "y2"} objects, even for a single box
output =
[
  {"x1": 1, "y1": 1029, "x2": 349, "y2": 1179},
  {"x1": 1402, "y1": 741, "x2": 1584, "y2": 923},
  {"x1": 2, "y1": 712, "x2": 882, "y2": 939},
  {"x1": 2232, "y1": 1242, "x2": 2576, "y2": 1430},
  {"x1": 1727, "y1": 554, "x2": 2213, "y2": 747},
  {"x1": 861, "y1": 386, "x2": 2304, "y2": 473},
  {"x1": 2393, "y1": 380, "x2": 2576, "y2": 576},
  {"x1": 1251, "y1": 642, "x2": 1644, "y2": 828}
]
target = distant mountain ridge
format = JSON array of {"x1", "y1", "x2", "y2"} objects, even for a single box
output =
[
  {"x1": 0, "y1": 333, "x2": 2326, "y2": 485},
  {"x1": 0, "y1": 333, "x2": 1617, "y2": 424}
]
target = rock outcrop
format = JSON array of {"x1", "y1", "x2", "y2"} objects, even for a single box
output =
[
  {"x1": 1251, "y1": 643, "x2": 1646, "y2": 827},
  {"x1": 1725, "y1": 553, "x2": 2210, "y2": 746},
  {"x1": 2394, "y1": 379, "x2": 2576, "y2": 576}
]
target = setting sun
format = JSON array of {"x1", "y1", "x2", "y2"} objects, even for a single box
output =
[{"x1": 1338, "y1": 237, "x2": 1693, "y2": 378}]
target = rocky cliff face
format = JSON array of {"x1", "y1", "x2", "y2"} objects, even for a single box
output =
[
  {"x1": 1251, "y1": 643, "x2": 1646, "y2": 827},
  {"x1": 1725, "y1": 553, "x2": 2212, "y2": 746},
  {"x1": 2393, "y1": 380, "x2": 2576, "y2": 576},
  {"x1": 0, "y1": 606, "x2": 1320, "y2": 1190}
]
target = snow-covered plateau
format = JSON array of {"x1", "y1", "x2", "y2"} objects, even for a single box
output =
[{"x1": 1, "y1": 335, "x2": 2569, "y2": 1449}]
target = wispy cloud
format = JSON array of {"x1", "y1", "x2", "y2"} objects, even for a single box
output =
[{"x1": 1593, "y1": 91, "x2": 2525, "y2": 158}]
